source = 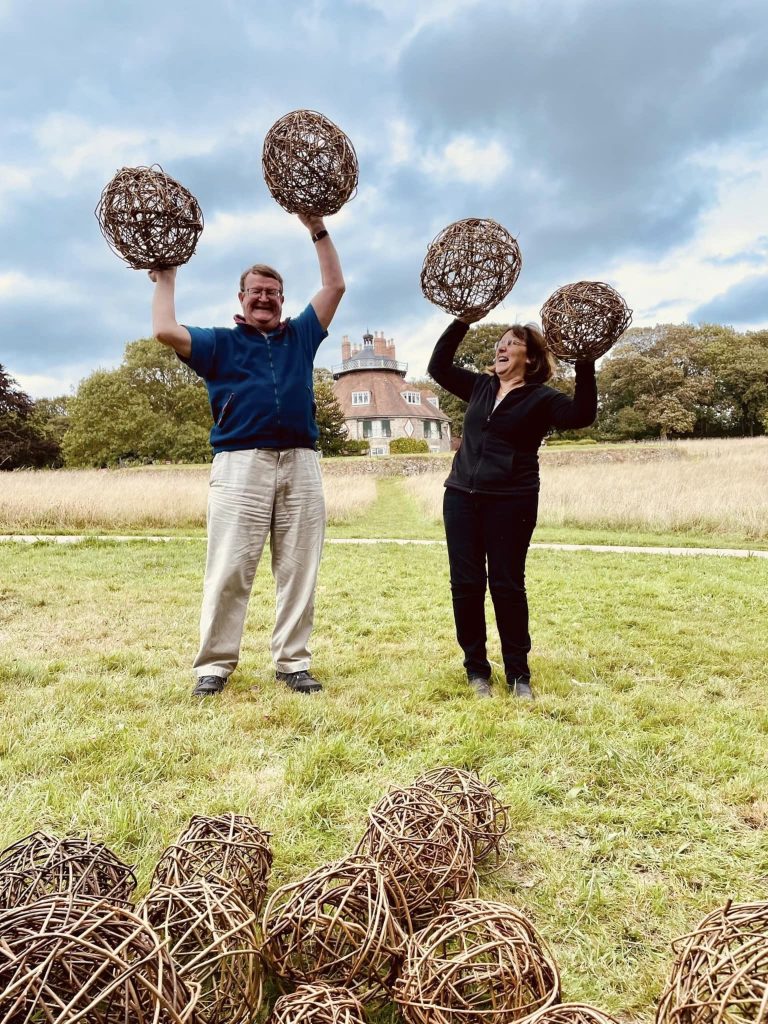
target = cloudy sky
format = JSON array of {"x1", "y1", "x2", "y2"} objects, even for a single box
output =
[{"x1": 2, "y1": 0, "x2": 767, "y2": 398}]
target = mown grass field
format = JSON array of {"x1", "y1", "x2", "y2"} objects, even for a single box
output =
[{"x1": 1, "y1": 443, "x2": 767, "y2": 1020}]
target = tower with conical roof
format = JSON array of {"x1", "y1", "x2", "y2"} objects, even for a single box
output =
[{"x1": 332, "y1": 331, "x2": 451, "y2": 455}]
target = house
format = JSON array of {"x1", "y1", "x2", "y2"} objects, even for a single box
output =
[{"x1": 331, "y1": 331, "x2": 452, "y2": 455}]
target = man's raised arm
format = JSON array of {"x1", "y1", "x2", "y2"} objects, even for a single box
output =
[
  {"x1": 149, "y1": 267, "x2": 192, "y2": 358},
  {"x1": 299, "y1": 213, "x2": 345, "y2": 330}
]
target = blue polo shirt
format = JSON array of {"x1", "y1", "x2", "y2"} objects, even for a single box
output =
[{"x1": 180, "y1": 304, "x2": 327, "y2": 453}]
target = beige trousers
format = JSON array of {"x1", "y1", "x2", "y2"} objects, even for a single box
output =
[{"x1": 193, "y1": 448, "x2": 326, "y2": 679}]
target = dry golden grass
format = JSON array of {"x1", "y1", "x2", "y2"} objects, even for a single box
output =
[
  {"x1": 403, "y1": 438, "x2": 768, "y2": 541},
  {"x1": 0, "y1": 467, "x2": 378, "y2": 531}
]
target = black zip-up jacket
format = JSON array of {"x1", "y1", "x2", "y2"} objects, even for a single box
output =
[{"x1": 428, "y1": 319, "x2": 598, "y2": 495}]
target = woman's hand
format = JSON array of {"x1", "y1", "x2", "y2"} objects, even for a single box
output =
[{"x1": 457, "y1": 306, "x2": 486, "y2": 325}]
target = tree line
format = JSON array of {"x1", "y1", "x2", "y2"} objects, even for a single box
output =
[
  {"x1": 417, "y1": 321, "x2": 768, "y2": 443},
  {"x1": 2, "y1": 322, "x2": 766, "y2": 469}
]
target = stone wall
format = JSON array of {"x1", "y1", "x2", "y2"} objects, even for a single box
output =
[{"x1": 320, "y1": 444, "x2": 685, "y2": 477}]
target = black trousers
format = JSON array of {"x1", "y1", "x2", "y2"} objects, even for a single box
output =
[{"x1": 443, "y1": 487, "x2": 538, "y2": 681}]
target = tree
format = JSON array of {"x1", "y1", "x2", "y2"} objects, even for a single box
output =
[
  {"x1": 29, "y1": 396, "x2": 70, "y2": 456},
  {"x1": 313, "y1": 368, "x2": 349, "y2": 457},
  {"x1": 698, "y1": 327, "x2": 768, "y2": 436},
  {"x1": 596, "y1": 326, "x2": 714, "y2": 440},
  {"x1": 0, "y1": 364, "x2": 61, "y2": 469},
  {"x1": 62, "y1": 340, "x2": 212, "y2": 467}
]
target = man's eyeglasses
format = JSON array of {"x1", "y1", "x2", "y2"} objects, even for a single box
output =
[{"x1": 244, "y1": 287, "x2": 281, "y2": 299}]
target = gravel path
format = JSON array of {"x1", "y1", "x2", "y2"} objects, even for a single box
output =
[{"x1": 1, "y1": 535, "x2": 766, "y2": 558}]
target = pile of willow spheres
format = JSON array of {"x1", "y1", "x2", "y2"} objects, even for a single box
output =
[{"x1": 2, "y1": 782, "x2": 764, "y2": 1024}]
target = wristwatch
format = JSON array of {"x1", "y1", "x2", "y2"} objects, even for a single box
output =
[{"x1": 311, "y1": 229, "x2": 329, "y2": 243}]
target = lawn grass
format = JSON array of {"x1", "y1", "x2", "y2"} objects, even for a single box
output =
[{"x1": 1, "y1": 529, "x2": 766, "y2": 1019}]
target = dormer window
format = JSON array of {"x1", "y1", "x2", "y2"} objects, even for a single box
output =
[
  {"x1": 402, "y1": 391, "x2": 421, "y2": 404},
  {"x1": 352, "y1": 391, "x2": 370, "y2": 405}
]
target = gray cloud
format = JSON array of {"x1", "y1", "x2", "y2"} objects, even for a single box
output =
[
  {"x1": 690, "y1": 275, "x2": 768, "y2": 325},
  {"x1": 397, "y1": 0, "x2": 768, "y2": 264},
  {"x1": 3, "y1": 0, "x2": 768, "y2": 394}
]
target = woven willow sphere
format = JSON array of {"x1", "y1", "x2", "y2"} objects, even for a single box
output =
[
  {"x1": 95, "y1": 164, "x2": 204, "y2": 270},
  {"x1": 261, "y1": 854, "x2": 409, "y2": 1005},
  {"x1": 140, "y1": 880, "x2": 262, "y2": 1024},
  {"x1": 413, "y1": 767, "x2": 511, "y2": 865},
  {"x1": 420, "y1": 218, "x2": 522, "y2": 319},
  {"x1": 262, "y1": 109, "x2": 359, "y2": 216},
  {"x1": 270, "y1": 983, "x2": 367, "y2": 1024},
  {"x1": 539, "y1": 281, "x2": 632, "y2": 361},
  {"x1": 0, "y1": 893, "x2": 198, "y2": 1023},
  {"x1": 394, "y1": 899, "x2": 561, "y2": 1024},
  {"x1": 656, "y1": 900, "x2": 768, "y2": 1024},
  {"x1": 356, "y1": 785, "x2": 477, "y2": 929},
  {"x1": 526, "y1": 1004, "x2": 622, "y2": 1024},
  {"x1": 0, "y1": 830, "x2": 137, "y2": 908},
  {"x1": 152, "y1": 813, "x2": 273, "y2": 914}
]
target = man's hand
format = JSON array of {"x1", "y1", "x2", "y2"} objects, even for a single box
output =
[
  {"x1": 297, "y1": 211, "x2": 326, "y2": 235},
  {"x1": 302, "y1": 211, "x2": 345, "y2": 330},
  {"x1": 148, "y1": 266, "x2": 177, "y2": 285},
  {"x1": 149, "y1": 265, "x2": 191, "y2": 357}
]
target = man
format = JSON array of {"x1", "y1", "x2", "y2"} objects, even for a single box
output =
[{"x1": 149, "y1": 212, "x2": 344, "y2": 696}]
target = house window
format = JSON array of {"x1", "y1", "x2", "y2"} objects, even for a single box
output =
[
  {"x1": 362, "y1": 419, "x2": 391, "y2": 438},
  {"x1": 426, "y1": 396, "x2": 439, "y2": 408},
  {"x1": 423, "y1": 420, "x2": 442, "y2": 439},
  {"x1": 352, "y1": 391, "x2": 370, "y2": 405},
  {"x1": 402, "y1": 391, "x2": 421, "y2": 404}
]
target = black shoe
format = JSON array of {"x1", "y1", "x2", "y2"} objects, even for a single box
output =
[
  {"x1": 193, "y1": 675, "x2": 226, "y2": 697},
  {"x1": 508, "y1": 676, "x2": 534, "y2": 700},
  {"x1": 276, "y1": 670, "x2": 322, "y2": 694},
  {"x1": 467, "y1": 675, "x2": 492, "y2": 698}
]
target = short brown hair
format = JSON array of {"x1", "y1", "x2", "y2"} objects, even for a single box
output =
[
  {"x1": 498, "y1": 324, "x2": 555, "y2": 384},
  {"x1": 239, "y1": 264, "x2": 284, "y2": 293}
]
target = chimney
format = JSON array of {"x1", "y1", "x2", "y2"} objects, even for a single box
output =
[
  {"x1": 373, "y1": 330, "x2": 386, "y2": 356},
  {"x1": 341, "y1": 335, "x2": 351, "y2": 361}
]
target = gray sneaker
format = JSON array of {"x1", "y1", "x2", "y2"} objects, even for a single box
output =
[
  {"x1": 508, "y1": 676, "x2": 534, "y2": 700},
  {"x1": 468, "y1": 675, "x2": 492, "y2": 698}
]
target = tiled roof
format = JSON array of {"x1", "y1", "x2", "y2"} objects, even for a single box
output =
[{"x1": 333, "y1": 369, "x2": 450, "y2": 420}]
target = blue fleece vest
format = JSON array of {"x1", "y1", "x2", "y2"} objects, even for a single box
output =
[{"x1": 181, "y1": 304, "x2": 327, "y2": 453}]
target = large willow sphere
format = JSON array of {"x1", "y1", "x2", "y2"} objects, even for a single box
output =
[
  {"x1": 262, "y1": 109, "x2": 358, "y2": 216},
  {"x1": 270, "y1": 983, "x2": 368, "y2": 1024},
  {"x1": 420, "y1": 218, "x2": 522, "y2": 319},
  {"x1": 526, "y1": 1004, "x2": 622, "y2": 1024},
  {"x1": 152, "y1": 813, "x2": 273, "y2": 916},
  {"x1": 0, "y1": 830, "x2": 137, "y2": 908},
  {"x1": 140, "y1": 880, "x2": 262, "y2": 1024},
  {"x1": 413, "y1": 767, "x2": 511, "y2": 865},
  {"x1": 656, "y1": 900, "x2": 768, "y2": 1024},
  {"x1": 261, "y1": 854, "x2": 409, "y2": 1005},
  {"x1": 539, "y1": 281, "x2": 632, "y2": 361},
  {"x1": 356, "y1": 786, "x2": 477, "y2": 929},
  {"x1": 95, "y1": 164, "x2": 204, "y2": 270},
  {"x1": 0, "y1": 893, "x2": 198, "y2": 1023},
  {"x1": 394, "y1": 899, "x2": 561, "y2": 1024}
]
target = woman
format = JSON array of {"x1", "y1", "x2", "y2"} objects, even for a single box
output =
[{"x1": 428, "y1": 315, "x2": 597, "y2": 699}]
